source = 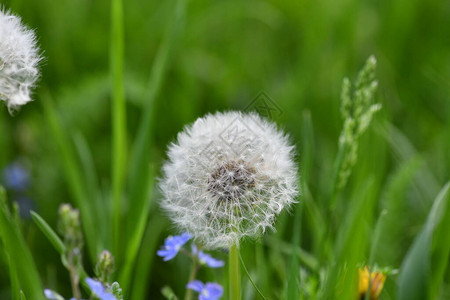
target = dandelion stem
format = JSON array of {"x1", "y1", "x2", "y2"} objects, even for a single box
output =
[
  {"x1": 110, "y1": 0, "x2": 126, "y2": 257},
  {"x1": 229, "y1": 244, "x2": 241, "y2": 300}
]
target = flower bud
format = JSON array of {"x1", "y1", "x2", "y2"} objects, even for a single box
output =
[{"x1": 95, "y1": 250, "x2": 115, "y2": 283}]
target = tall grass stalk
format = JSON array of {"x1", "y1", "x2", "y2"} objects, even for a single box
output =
[{"x1": 110, "y1": 0, "x2": 126, "y2": 257}]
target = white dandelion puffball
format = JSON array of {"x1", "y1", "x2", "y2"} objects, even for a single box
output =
[
  {"x1": 160, "y1": 111, "x2": 299, "y2": 249},
  {"x1": 0, "y1": 9, "x2": 41, "y2": 109}
]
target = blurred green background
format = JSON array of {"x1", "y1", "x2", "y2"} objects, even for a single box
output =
[{"x1": 0, "y1": 0, "x2": 449, "y2": 299}]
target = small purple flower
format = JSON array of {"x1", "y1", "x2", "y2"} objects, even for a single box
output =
[
  {"x1": 86, "y1": 278, "x2": 116, "y2": 300},
  {"x1": 44, "y1": 289, "x2": 63, "y2": 300},
  {"x1": 157, "y1": 232, "x2": 191, "y2": 261},
  {"x1": 187, "y1": 280, "x2": 223, "y2": 300},
  {"x1": 2, "y1": 162, "x2": 30, "y2": 191},
  {"x1": 192, "y1": 244, "x2": 224, "y2": 268},
  {"x1": 198, "y1": 251, "x2": 224, "y2": 268}
]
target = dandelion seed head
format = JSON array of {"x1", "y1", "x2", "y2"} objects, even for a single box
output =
[
  {"x1": 160, "y1": 111, "x2": 299, "y2": 249},
  {"x1": 0, "y1": 8, "x2": 42, "y2": 110}
]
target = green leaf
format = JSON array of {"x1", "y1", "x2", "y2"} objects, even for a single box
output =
[
  {"x1": 0, "y1": 187, "x2": 45, "y2": 300},
  {"x1": 398, "y1": 182, "x2": 450, "y2": 300},
  {"x1": 31, "y1": 211, "x2": 66, "y2": 255}
]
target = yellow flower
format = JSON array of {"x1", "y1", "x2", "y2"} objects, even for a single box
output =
[{"x1": 358, "y1": 267, "x2": 386, "y2": 300}]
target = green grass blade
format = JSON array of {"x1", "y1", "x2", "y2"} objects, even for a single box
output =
[
  {"x1": 8, "y1": 253, "x2": 20, "y2": 300},
  {"x1": 40, "y1": 89, "x2": 100, "y2": 261},
  {"x1": 368, "y1": 209, "x2": 387, "y2": 266},
  {"x1": 127, "y1": 0, "x2": 188, "y2": 234},
  {"x1": 239, "y1": 252, "x2": 267, "y2": 300},
  {"x1": 30, "y1": 210, "x2": 91, "y2": 293},
  {"x1": 398, "y1": 182, "x2": 450, "y2": 300},
  {"x1": 129, "y1": 216, "x2": 167, "y2": 300},
  {"x1": 73, "y1": 133, "x2": 109, "y2": 247},
  {"x1": 119, "y1": 165, "x2": 155, "y2": 295},
  {"x1": 321, "y1": 179, "x2": 376, "y2": 299},
  {"x1": 0, "y1": 187, "x2": 45, "y2": 300},
  {"x1": 429, "y1": 182, "x2": 450, "y2": 299},
  {"x1": 374, "y1": 156, "x2": 422, "y2": 266},
  {"x1": 19, "y1": 291, "x2": 26, "y2": 300},
  {"x1": 285, "y1": 110, "x2": 310, "y2": 300},
  {"x1": 110, "y1": 0, "x2": 127, "y2": 257},
  {"x1": 265, "y1": 237, "x2": 319, "y2": 272},
  {"x1": 301, "y1": 110, "x2": 314, "y2": 186},
  {"x1": 73, "y1": 133, "x2": 100, "y2": 208},
  {"x1": 377, "y1": 123, "x2": 440, "y2": 204},
  {"x1": 122, "y1": 0, "x2": 188, "y2": 293},
  {"x1": 285, "y1": 202, "x2": 302, "y2": 299},
  {"x1": 30, "y1": 211, "x2": 66, "y2": 255}
]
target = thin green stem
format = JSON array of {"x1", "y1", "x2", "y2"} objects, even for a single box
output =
[
  {"x1": 110, "y1": 0, "x2": 126, "y2": 257},
  {"x1": 184, "y1": 258, "x2": 198, "y2": 300},
  {"x1": 239, "y1": 252, "x2": 266, "y2": 300},
  {"x1": 229, "y1": 245, "x2": 241, "y2": 300},
  {"x1": 69, "y1": 266, "x2": 81, "y2": 300}
]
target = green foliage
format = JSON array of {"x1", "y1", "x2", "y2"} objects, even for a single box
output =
[
  {"x1": 31, "y1": 211, "x2": 65, "y2": 255},
  {"x1": 398, "y1": 183, "x2": 450, "y2": 300},
  {"x1": 0, "y1": 188, "x2": 45, "y2": 300},
  {"x1": 1, "y1": 0, "x2": 450, "y2": 299}
]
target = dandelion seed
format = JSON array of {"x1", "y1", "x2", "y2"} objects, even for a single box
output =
[
  {"x1": 157, "y1": 232, "x2": 192, "y2": 261},
  {"x1": 186, "y1": 280, "x2": 223, "y2": 300},
  {"x1": 160, "y1": 111, "x2": 298, "y2": 249},
  {"x1": 0, "y1": 8, "x2": 42, "y2": 110}
]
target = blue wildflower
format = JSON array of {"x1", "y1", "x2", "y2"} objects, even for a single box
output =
[
  {"x1": 186, "y1": 280, "x2": 223, "y2": 300},
  {"x1": 157, "y1": 232, "x2": 191, "y2": 261},
  {"x1": 85, "y1": 278, "x2": 116, "y2": 300},
  {"x1": 44, "y1": 289, "x2": 86, "y2": 300},
  {"x1": 2, "y1": 162, "x2": 30, "y2": 191},
  {"x1": 44, "y1": 289, "x2": 65, "y2": 300},
  {"x1": 192, "y1": 244, "x2": 224, "y2": 268},
  {"x1": 198, "y1": 251, "x2": 225, "y2": 268}
]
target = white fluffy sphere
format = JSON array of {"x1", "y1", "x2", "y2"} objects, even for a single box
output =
[
  {"x1": 0, "y1": 9, "x2": 41, "y2": 109},
  {"x1": 160, "y1": 111, "x2": 299, "y2": 249}
]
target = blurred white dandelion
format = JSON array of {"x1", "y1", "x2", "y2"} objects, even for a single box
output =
[
  {"x1": 0, "y1": 8, "x2": 42, "y2": 110},
  {"x1": 160, "y1": 111, "x2": 299, "y2": 249}
]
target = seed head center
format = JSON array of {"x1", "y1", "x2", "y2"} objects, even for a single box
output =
[{"x1": 208, "y1": 161, "x2": 255, "y2": 202}]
